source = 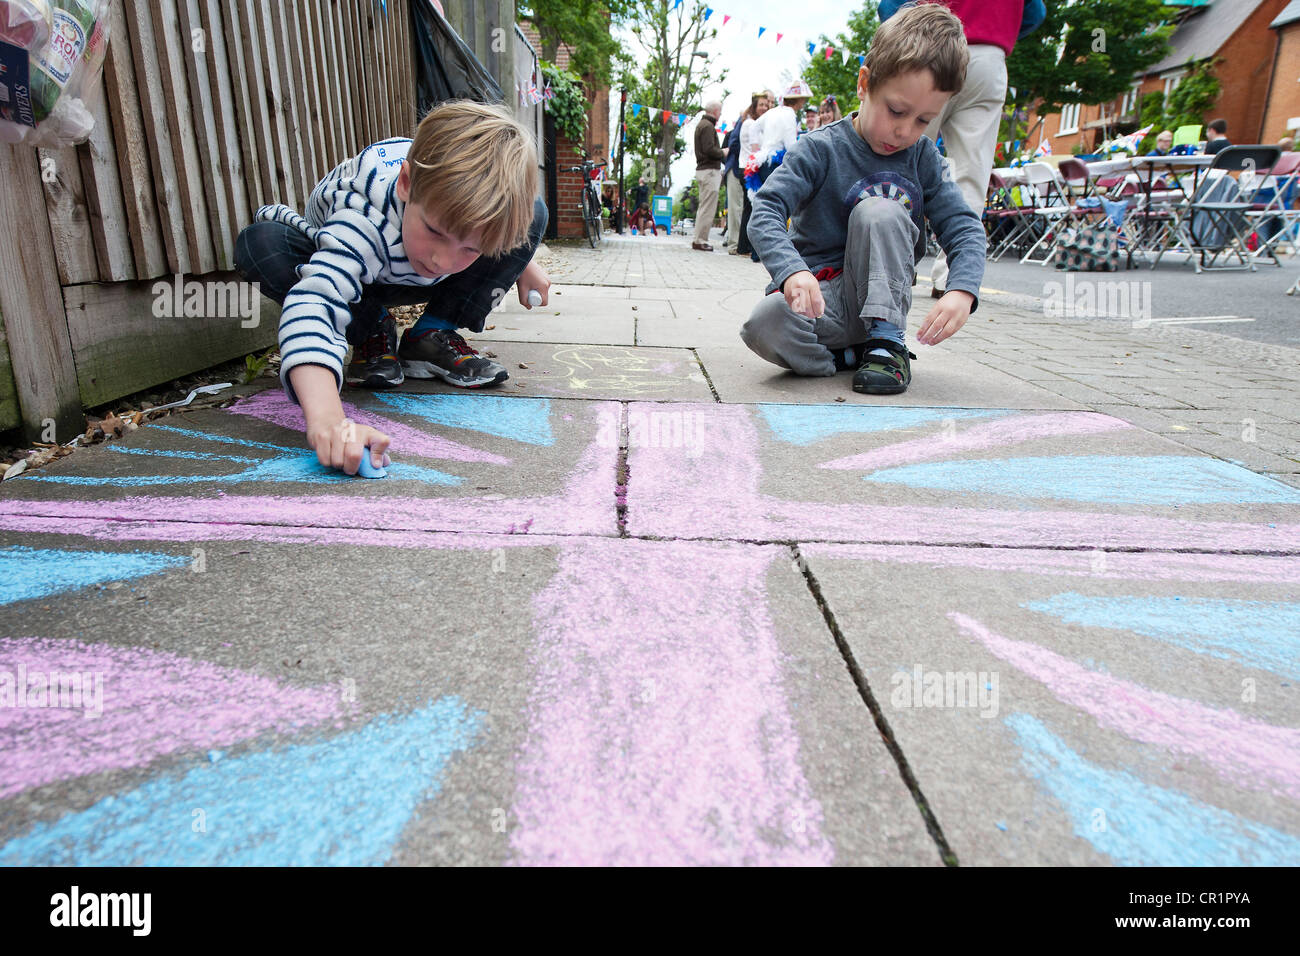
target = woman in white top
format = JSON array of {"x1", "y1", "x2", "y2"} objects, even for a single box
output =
[
  {"x1": 747, "y1": 80, "x2": 812, "y2": 197},
  {"x1": 737, "y1": 92, "x2": 772, "y2": 258}
]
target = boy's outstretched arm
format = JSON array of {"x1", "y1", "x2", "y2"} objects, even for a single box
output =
[{"x1": 290, "y1": 364, "x2": 391, "y2": 476}]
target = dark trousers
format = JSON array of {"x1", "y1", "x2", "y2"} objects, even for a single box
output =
[
  {"x1": 234, "y1": 197, "x2": 549, "y2": 344},
  {"x1": 736, "y1": 171, "x2": 755, "y2": 256}
]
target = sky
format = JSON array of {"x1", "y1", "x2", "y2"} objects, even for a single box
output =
[{"x1": 606, "y1": 0, "x2": 864, "y2": 196}]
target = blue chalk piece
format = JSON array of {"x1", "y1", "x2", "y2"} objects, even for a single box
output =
[
  {"x1": 996, "y1": 822, "x2": 1008, "y2": 832},
  {"x1": 356, "y1": 448, "x2": 387, "y2": 479},
  {"x1": 207, "y1": 750, "x2": 224, "y2": 764}
]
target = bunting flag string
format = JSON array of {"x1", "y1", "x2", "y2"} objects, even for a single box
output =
[{"x1": 647, "y1": 0, "x2": 873, "y2": 67}]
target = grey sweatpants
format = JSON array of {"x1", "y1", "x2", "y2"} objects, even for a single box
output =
[{"x1": 740, "y1": 197, "x2": 918, "y2": 376}]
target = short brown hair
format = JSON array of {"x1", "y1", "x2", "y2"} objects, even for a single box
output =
[
  {"x1": 407, "y1": 100, "x2": 538, "y2": 257},
  {"x1": 864, "y1": 2, "x2": 968, "y2": 95}
]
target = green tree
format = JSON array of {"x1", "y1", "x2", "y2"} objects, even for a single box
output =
[
  {"x1": 801, "y1": 1, "x2": 879, "y2": 112},
  {"x1": 621, "y1": 0, "x2": 727, "y2": 191},
  {"x1": 518, "y1": 1, "x2": 631, "y2": 88},
  {"x1": 1006, "y1": 0, "x2": 1174, "y2": 116}
]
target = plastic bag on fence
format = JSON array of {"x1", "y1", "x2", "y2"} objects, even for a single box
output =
[
  {"x1": 411, "y1": 0, "x2": 503, "y2": 114},
  {"x1": 0, "y1": 0, "x2": 52, "y2": 50},
  {"x1": 0, "y1": 0, "x2": 111, "y2": 148}
]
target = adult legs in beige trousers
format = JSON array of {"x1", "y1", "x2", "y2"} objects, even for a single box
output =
[
  {"x1": 726, "y1": 169, "x2": 744, "y2": 246},
  {"x1": 694, "y1": 167, "x2": 722, "y2": 246},
  {"x1": 926, "y1": 44, "x2": 1006, "y2": 293}
]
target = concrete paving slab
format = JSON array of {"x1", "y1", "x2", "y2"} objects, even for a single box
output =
[
  {"x1": 800, "y1": 543, "x2": 1300, "y2": 865},
  {"x1": 0, "y1": 529, "x2": 935, "y2": 865},
  {"x1": 0, "y1": 391, "x2": 620, "y2": 538},
  {"x1": 474, "y1": 309, "x2": 637, "y2": 346},
  {"x1": 452, "y1": 341, "x2": 714, "y2": 401},
  {"x1": 624, "y1": 402, "x2": 1300, "y2": 549},
  {"x1": 696, "y1": 345, "x2": 1086, "y2": 409}
]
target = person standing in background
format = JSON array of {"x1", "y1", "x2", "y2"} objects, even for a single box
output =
[
  {"x1": 880, "y1": 0, "x2": 1046, "y2": 297},
  {"x1": 692, "y1": 100, "x2": 728, "y2": 252},
  {"x1": 736, "y1": 92, "x2": 771, "y2": 257},
  {"x1": 722, "y1": 103, "x2": 748, "y2": 249}
]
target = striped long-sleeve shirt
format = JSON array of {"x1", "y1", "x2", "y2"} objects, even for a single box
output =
[{"x1": 255, "y1": 138, "x2": 443, "y2": 401}]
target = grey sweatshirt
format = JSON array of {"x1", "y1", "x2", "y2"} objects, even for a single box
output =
[{"x1": 746, "y1": 115, "x2": 986, "y2": 308}]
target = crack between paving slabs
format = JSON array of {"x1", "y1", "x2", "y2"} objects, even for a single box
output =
[
  {"x1": 789, "y1": 542, "x2": 961, "y2": 867},
  {"x1": 690, "y1": 348, "x2": 722, "y2": 403},
  {"x1": 617, "y1": 402, "x2": 629, "y2": 538}
]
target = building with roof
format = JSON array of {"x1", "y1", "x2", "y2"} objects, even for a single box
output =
[{"x1": 1025, "y1": 0, "x2": 1289, "y2": 156}]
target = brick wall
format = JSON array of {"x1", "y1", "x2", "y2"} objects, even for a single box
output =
[
  {"x1": 1262, "y1": 24, "x2": 1300, "y2": 141},
  {"x1": 518, "y1": 18, "x2": 610, "y2": 238}
]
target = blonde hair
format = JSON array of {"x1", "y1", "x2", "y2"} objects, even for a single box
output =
[
  {"x1": 407, "y1": 100, "x2": 538, "y2": 257},
  {"x1": 864, "y1": 2, "x2": 968, "y2": 95}
]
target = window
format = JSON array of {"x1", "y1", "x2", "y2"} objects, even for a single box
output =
[
  {"x1": 1058, "y1": 102, "x2": 1081, "y2": 135},
  {"x1": 1121, "y1": 85, "x2": 1140, "y2": 116},
  {"x1": 1164, "y1": 70, "x2": 1186, "y2": 99}
]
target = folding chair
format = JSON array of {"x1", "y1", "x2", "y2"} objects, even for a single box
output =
[
  {"x1": 1018, "y1": 162, "x2": 1073, "y2": 264},
  {"x1": 1169, "y1": 145, "x2": 1283, "y2": 273},
  {"x1": 985, "y1": 171, "x2": 1039, "y2": 261},
  {"x1": 1246, "y1": 151, "x2": 1300, "y2": 265}
]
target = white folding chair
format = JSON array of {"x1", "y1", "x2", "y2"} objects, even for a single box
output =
[{"x1": 1018, "y1": 162, "x2": 1073, "y2": 264}]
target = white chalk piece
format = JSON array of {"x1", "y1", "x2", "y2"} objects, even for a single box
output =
[
  {"x1": 527, "y1": 289, "x2": 543, "y2": 308},
  {"x1": 356, "y1": 447, "x2": 388, "y2": 479}
]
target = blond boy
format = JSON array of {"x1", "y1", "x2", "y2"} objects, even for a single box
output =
[{"x1": 236, "y1": 101, "x2": 548, "y2": 473}]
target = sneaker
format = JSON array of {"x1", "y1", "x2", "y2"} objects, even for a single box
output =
[
  {"x1": 345, "y1": 314, "x2": 404, "y2": 388},
  {"x1": 398, "y1": 328, "x2": 509, "y2": 388}
]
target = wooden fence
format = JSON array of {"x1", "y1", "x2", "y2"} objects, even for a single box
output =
[{"x1": 0, "y1": 0, "x2": 422, "y2": 440}]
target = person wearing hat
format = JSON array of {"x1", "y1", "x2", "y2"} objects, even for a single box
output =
[
  {"x1": 804, "y1": 104, "x2": 821, "y2": 133},
  {"x1": 753, "y1": 80, "x2": 812, "y2": 174}
]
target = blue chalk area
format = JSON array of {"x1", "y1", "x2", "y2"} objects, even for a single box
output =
[
  {"x1": 0, "y1": 546, "x2": 189, "y2": 606},
  {"x1": 375, "y1": 393, "x2": 554, "y2": 445},
  {"x1": 0, "y1": 698, "x2": 482, "y2": 867},
  {"x1": 26, "y1": 440, "x2": 460, "y2": 487},
  {"x1": 1007, "y1": 713, "x2": 1300, "y2": 866},
  {"x1": 758, "y1": 405, "x2": 1004, "y2": 445},
  {"x1": 1025, "y1": 593, "x2": 1300, "y2": 680},
  {"x1": 862, "y1": 455, "x2": 1300, "y2": 504}
]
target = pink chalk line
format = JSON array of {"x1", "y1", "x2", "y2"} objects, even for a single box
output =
[
  {"x1": 509, "y1": 539, "x2": 833, "y2": 866},
  {"x1": 801, "y1": 544, "x2": 1300, "y2": 585},
  {"x1": 625, "y1": 403, "x2": 1300, "y2": 552},
  {"x1": 0, "y1": 404, "x2": 620, "y2": 540},
  {"x1": 950, "y1": 612, "x2": 1300, "y2": 802},
  {"x1": 818, "y1": 412, "x2": 1133, "y2": 471},
  {"x1": 227, "y1": 389, "x2": 510, "y2": 466},
  {"x1": 0, "y1": 637, "x2": 350, "y2": 799}
]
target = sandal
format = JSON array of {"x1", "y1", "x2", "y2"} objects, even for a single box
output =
[{"x1": 851, "y1": 338, "x2": 916, "y2": 395}]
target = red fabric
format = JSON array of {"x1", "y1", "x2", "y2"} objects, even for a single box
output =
[
  {"x1": 944, "y1": 0, "x2": 1023, "y2": 56},
  {"x1": 813, "y1": 267, "x2": 843, "y2": 281}
]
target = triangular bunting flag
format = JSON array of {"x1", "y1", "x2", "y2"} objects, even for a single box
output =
[
  {"x1": 673, "y1": 0, "x2": 681, "y2": 7},
  {"x1": 776, "y1": 32, "x2": 783, "y2": 43},
  {"x1": 807, "y1": 41, "x2": 815, "y2": 56},
  {"x1": 824, "y1": 45, "x2": 834, "y2": 60},
  {"x1": 704, "y1": 7, "x2": 712, "y2": 20},
  {"x1": 858, "y1": 54, "x2": 866, "y2": 66},
  {"x1": 632, "y1": 103, "x2": 641, "y2": 117},
  {"x1": 757, "y1": 26, "x2": 766, "y2": 39},
  {"x1": 663, "y1": 110, "x2": 672, "y2": 123},
  {"x1": 723, "y1": 14, "x2": 730, "y2": 26},
  {"x1": 679, "y1": 113, "x2": 687, "y2": 126},
  {"x1": 841, "y1": 49, "x2": 851, "y2": 66}
]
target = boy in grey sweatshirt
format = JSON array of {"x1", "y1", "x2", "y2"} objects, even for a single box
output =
[{"x1": 742, "y1": 2, "x2": 986, "y2": 394}]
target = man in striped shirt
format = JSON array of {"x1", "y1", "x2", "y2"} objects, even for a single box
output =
[{"x1": 236, "y1": 100, "x2": 548, "y2": 475}]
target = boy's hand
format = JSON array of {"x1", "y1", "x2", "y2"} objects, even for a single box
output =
[
  {"x1": 517, "y1": 260, "x2": 551, "y2": 309},
  {"x1": 782, "y1": 270, "x2": 824, "y2": 320},
  {"x1": 917, "y1": 289, "x2": 974, "y2": 345},
  {"x1": 305, "y1": 418, "x2": 391, "y2": 476}
]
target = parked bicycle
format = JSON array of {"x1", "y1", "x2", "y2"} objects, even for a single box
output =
[{"x1": 568, "y1": 155, "x2": 607, "y2": 248}]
